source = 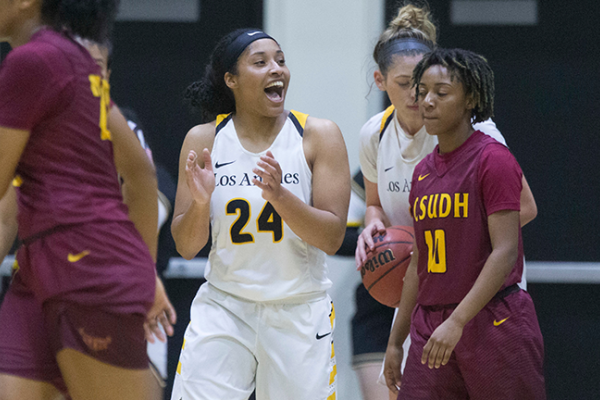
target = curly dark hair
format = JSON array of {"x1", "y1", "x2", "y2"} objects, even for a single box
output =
[
  {"x1": 184, "y1": 28, "x2": 263, "y2": 123},
  {"x1": 413, "y1": 48, "x2": 495, "y2": 124},
  {"x1": 41, "y1": 0, "x2": 120, "y2": 43}
]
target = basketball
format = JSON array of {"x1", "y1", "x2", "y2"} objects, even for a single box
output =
[{"x1": 360, "y1": 226, "x2": 414, "y2": 308}]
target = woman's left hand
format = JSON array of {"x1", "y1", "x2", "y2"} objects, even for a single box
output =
[
  {"x1": 144, "y1": 276, "x2": 177, "y2": 343},
  {"x1": 421, "y1": 317, "x2": 464, "y2": 369},
  {"x1": 253, "y1": 151, "x2": 283, "y2": 203}
]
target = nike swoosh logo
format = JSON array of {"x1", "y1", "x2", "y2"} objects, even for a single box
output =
[
  {"x1": 68, "y1": 250, "x2": 90, "y2": 263},
  {"x1": 384, "y1": 166, "x2": 394, "y2": 172},
  {"x1": 247, "y1": 31, "x2": 261, "y2": 36},
  {"x1": 493, "y1": 317, "x2": 509, "y2": 326},
  {"x1": 418, "y1": 173, "x2": 430, "y2": 181},
  {"x1": 316, "y1": 332, "x2": 331, "y2": 340},
  {"x1": 215, "y1": 160, "x2": 235, "y2": 169}
]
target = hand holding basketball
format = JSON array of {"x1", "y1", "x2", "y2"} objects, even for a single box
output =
[
  {"x1": 359, "y1": 226, "x2": 414, "y2": 308},
  {"x1": 355, "y1": 219, "x2": 387, "y2": 269}
]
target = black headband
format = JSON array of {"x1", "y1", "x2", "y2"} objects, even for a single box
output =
[
  {"x1": 379, "y1": 38, "x2": 432, "y2": 65},
  {"x1": 223, "y1": 30, "x2": 276, "y2": 72}
]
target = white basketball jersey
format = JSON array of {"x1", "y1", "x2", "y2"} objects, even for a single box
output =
[
  {"x1": 359, "y1": 106, "x2": 506, "y2": 227},
  {"x1": 206, "y1": 111, "x2": 331, "y2": 302}
]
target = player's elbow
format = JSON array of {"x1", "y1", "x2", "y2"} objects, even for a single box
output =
[
  {"x1": 176, "y1": 245, "x2": 199, "y2": 260},
  {"x1": 321, "y1": 225, "x2": 346, "y2": 256},
  {"x1": 519, "y1": 202, "x2": 538, "y2": 227}
]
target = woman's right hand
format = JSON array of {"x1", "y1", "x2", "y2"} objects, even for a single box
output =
[
  {"x1": 355, "y1": 220, "x2": 386, "y2": 269},
  {"x1": 185, "y1": 149, "x2": 215, "y2": 203},
  {"x1": 383, "y1": 341, "x2": 404, "y2": 395}
]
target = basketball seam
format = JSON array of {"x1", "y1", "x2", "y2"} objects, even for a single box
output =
[{"x1": 366, "y1": 254, "x2": 411, "y2": 292}]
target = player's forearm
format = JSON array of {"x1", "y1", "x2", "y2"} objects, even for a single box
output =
[
  {"x1": 121, "y1": 177, "x2": 158, "y2": 262},
  {"x1": 449, "y1": 247, "x2": 516, "y2": 328},
  {"x1": 0, "y1": 225, "x2": 17, "y2": 262},
  {"x1": 270, "y1": 187, "x2": 346, "y2": 255},
  {"x1": 388, "y1": 256, "x2": 419, "y2": 346},
  {"x1": 171, "y1": 199, "x2": 211, "y2": 259},
  {"x1": 364, "y1": 205, "x2": 390, "y2": 228},
  {"x1": 519, "y1": 175, "x2": 537, "y2": 227}
]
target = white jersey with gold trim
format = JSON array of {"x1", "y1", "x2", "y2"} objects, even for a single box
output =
[{"x1": 206, "y1": 110, "x2": 331, "y2": 302}]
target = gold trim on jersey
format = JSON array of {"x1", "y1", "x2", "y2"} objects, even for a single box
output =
[
  {"x1": 215, "y1": 113, "x2": 233, "y2": 135},
  {"x1": 290, "y1": 110, "x2": 309, "y2": 128},
  {"x1": 380, "y1": 105, "x2": 395, "y2": 133}
]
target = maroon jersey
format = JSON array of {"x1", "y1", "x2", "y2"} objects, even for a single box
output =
[
  {"x1": 0, "y1": 28, "x2": 130, "y2": 239},
  {"x1": 409, "y1": 131, "x2": 523, "y2": 306},
  {"x1": 0, "y1": 29, "x2": 155, "y2": 312}
]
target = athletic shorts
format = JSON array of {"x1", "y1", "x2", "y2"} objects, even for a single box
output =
[
  {"x1": 0, "y1": 273, "x2": 150, "y2": 394},
  {"x1": 351, "y1": 283, "x2": 395, "y2": 365},
  {"x1": 171, "y1": 283, "x2": 337, "y2": 400},
  {"x1": 0, "y1": 273, "x2": 68, "y2": 395},
  {"x1": 399, "y1": 287, "x2": 546, "y2": 400}
]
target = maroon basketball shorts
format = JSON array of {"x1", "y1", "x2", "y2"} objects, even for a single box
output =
[
  {"x1": 0, "y1": 275, "x2": 149, "y2": 393},
  {"x1": 399, "y1": 289, "x2": 546, "y2": 400},
  {"x1": 0, "y1": 274, "x2": 68, "y2": 394}
]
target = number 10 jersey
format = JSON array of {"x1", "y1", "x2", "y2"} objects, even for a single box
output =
[{"x1": 205, "y1": 111, "x2": 331, "y2": 302}]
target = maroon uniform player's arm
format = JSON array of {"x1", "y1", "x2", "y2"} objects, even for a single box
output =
[
  {"x1": 0, "y1": 185, "x2": 18, "y2": 261},
  {"x1": 0, "y1": 127, "x2": 28, "y2": 199},
  {"x1": 109, "y1": 105, "x2": 158, "y2": 261}
]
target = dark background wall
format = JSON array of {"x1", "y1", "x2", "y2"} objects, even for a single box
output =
[
  {"x1": 109, "y1": 0, "x2": 263, "y2": 200},
  {"x1": 383, "y1": 0, "x2": 600, "y2": 262}
]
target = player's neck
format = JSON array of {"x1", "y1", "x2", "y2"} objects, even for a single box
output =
[
  {"x1": 7, "y1": 18, "x2": 44, "y2": 48},
  {"x1": 437, "y1": 121, "x2": 474, "y2": 154},
  {"x1": 232, "y1": 110, "x2": 287, "y2": 152}
]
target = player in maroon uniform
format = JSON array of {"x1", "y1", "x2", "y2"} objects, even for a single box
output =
[
  {"x1": 0, "y1": 1, "x2": 173, "y2": 399},
  {"x1": 383, "y1": 48, "x2": 545, "y2": 399}
]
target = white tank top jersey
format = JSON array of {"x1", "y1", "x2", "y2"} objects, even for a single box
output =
[
  {"x1": 205, "y1": 111, "x2": 331, "y2": 302},
  {"x1": 359, "y1": 105, "x2": 506, "y2": 227}
]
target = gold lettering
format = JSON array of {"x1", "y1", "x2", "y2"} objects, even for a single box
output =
[
  {"x1": 419, "y1": 196, "x2": 427, "y2": 221},
  {"x1": 439, "y1": 193, "x2": 451, "y2": 218},
  {"x1": 413, "y1": 197, "x2": 420, "y2": 221},
  {"x1": 427, "y1": 193, "x2": 439, "y2": 219},
  {"x1": 454, "y1": 193, "x2": 469, "y2": 218}
]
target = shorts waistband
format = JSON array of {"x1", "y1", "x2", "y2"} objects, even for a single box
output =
[
  {"x1": 420, "y1": 283, "x2": 521, "y2": 311},
  {"x1": 207, "y1": 283, "x2": 327, "y2": 305}
]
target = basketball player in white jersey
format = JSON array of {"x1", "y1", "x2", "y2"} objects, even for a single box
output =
[
  {"x1": 170, "y1": 29, "x2": 350, "y2": 400},
  {"x1": 352, "y1": 4, "x2": 538, "y2": 400}
]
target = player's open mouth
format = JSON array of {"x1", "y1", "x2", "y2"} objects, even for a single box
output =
[{"x1": 264, "y1": 81, "x2": 284, "y2": 102}]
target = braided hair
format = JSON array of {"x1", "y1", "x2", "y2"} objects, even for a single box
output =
[{"x1": 413, "y1": 48, "x2": 495, "y2": 124}]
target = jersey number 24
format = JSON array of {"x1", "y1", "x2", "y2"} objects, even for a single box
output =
[{"x1": 227, "y1": 199, "x2": 283, "y2": 244}]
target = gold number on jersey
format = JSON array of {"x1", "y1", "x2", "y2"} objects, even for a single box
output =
[
  {"x1": 226, "y1": 199, "x2": 283, "y2": 244},
  {"x1": 424, "y1": 229, "x2": 447, "y2": 273},
  {"x1": 89, "y1": 75, "x2": 112, "y2": 141}
]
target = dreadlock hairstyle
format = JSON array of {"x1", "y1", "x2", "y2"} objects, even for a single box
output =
[
  {"x1": 185, "y1": 28, "x2": 276, "y2": 123},
  {"x1": 413, "y1": 48, "x2": 495, "y2": 124},
  {"x1": 41, "y1": 0, "x2": 120, "y2": 43},
  {"x1": 373, "y1": 1, "x2": 437, "y2": 76}
]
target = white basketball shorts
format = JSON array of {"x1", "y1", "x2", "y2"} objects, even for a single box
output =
[{"x1": 171, "y1": 283, "x2": 337, "y2": 400}]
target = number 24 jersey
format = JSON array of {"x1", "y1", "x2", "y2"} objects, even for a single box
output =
[{"x1": 206, "y1": 111, "x2": 331, "y2": 302}]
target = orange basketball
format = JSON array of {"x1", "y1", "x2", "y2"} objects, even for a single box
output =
[{"x1": 360, "y1": 226, "x2": 414, "y2": 308}]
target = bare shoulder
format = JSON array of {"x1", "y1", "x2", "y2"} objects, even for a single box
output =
[
  {"x1": 304, "y1": 116, "x2": 341, "y2": 137},
  {"x1": 303, "y1": 116, "x2": 346, "y2": 167},
  {"x1": 184, "y1": 121, "x2": 217, "y2": 153}
]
